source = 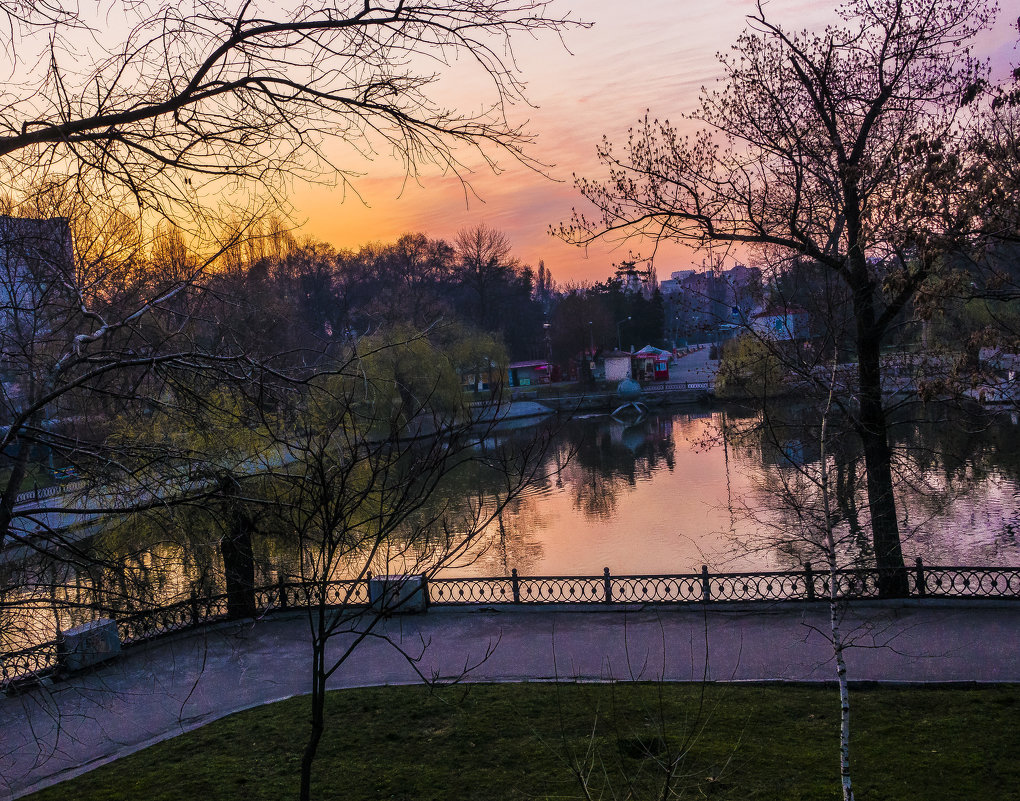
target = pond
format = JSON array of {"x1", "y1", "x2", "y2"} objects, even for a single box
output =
[
  {"x1": 458, "y1": 403, "x2": 1020, "y2": 577},
  {"x1": 5, "y1": 400, "x2": 1019, "y2": 659}
]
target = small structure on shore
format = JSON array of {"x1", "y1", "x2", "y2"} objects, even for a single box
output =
[
  {"x1": 632, "y1": 346, "x2": 671, "y2": 381},
  {"x1": 508, "y1": 360, "x2": 552, "y2": 387},
  {"x1": 594, "y1": 349, "x2": 633, "y2": 383}
]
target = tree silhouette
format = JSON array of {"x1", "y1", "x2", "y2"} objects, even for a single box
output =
[{"x1": 561, "y1": 0, "x2": 997, "y2": 595}]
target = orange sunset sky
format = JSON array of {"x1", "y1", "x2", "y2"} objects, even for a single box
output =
[{"x1": 291, "y1": 0, "x2": 1019, "y2": 286}]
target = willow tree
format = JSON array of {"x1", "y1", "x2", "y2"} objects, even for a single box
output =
[
  {"x1": 0, "y1": 0, "x2": 579, "y2": 543},
  {"x1": 264, "y1": 330, "x2": 549, "y2": 801},
  {"x1": 561, "y1": 0, "x2": 996, "y2": 596}
]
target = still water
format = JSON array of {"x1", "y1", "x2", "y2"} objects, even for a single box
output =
[
  {"x1": 459, "y1": 405, "x2": 1020, "y2": 577},
  {"x1": 6, "y1": 403, "x2": 1020, "y2": 655}
]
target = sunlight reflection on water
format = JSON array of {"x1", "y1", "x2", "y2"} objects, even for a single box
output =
[{"x1": 451, "y1": 407, "x2": 1020, "y2": 577}]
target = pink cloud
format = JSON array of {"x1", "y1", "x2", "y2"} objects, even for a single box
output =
[{"x1": 294, "y1": 0, "x2": 1019, "y2": 285}]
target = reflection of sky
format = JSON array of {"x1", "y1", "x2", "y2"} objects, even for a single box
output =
[
  {"x1": 448, "y1": 409, "x2": 1020, "y2": 577},
  {"x1": 457, "y1": 412, "x2": 802, "y2": 576},
  {"x1": 294, "y1": 0, "x2": 1019, "y2": 284}
]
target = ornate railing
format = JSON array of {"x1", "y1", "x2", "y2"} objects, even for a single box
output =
[
  {"x1": 4, "y1": 561, "x2": 1019, "y2": 688},
  {"x1": 428, "y1": 563, "x2": 1020, "y2": 604}
]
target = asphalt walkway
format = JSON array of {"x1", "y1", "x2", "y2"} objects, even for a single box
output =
[{"x1": 2, "y1": 600, "x2": 1018, "y2": 799}]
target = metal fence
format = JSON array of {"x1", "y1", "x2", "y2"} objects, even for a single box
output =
[
  {"x1": 4, "y1": 560, "x2": 1019, "y2": 688},
  {"x1": 14, "y1": 480, "x2": 88, "y2": 506}
]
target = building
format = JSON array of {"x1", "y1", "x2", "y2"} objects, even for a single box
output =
[
  {"x1": 631, "y1": 345, "x2": 671, "y2": 381},
  {"x1": 1, "y1": 216, "x2": 75, "y2": 376},
  {"x1": 660, "y1": 264, "x2": 763, "y2": 344},
  {"x1": 507, "y1": 360, "x2": 552, "y2": 387},
  {"x1": 750, "y1": 305, "x2": 810, "y2": 341},
  {"x1": 460, "y1": 358, "x2": 503, "y2": 393},
  {"x1": 594, "y1": 350, "x2": 632, "y2": 383}
]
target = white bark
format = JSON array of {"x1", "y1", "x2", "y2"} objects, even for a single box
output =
[{"x1": 819, "y1": 365, "x2": 855, "y2": 801}]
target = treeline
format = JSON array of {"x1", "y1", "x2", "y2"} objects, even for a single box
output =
[
  {"x1": 549, "y1": 279, "x2": 665, "y2": 364},
  {"x1": 195, "y1": 223, "x2": 556, "y2": 364},
  {"x1": 167, "y1": 219, "x2": 673, "y2": 372}
]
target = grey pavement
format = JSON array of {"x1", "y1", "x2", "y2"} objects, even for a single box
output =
[
  {"x1": 2, "y1": 601, "x2": 1019, "y2": 799},
  {"x1": 668, "y1": 345, "x2": 718, "y2": 383}
]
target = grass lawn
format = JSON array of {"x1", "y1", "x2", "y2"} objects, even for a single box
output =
[{"x1": 26, "y1": 682, "x2": 1020, "y2": 800}]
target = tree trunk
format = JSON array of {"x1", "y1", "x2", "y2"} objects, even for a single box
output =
[
  {"x1": 300, "y1": 644, "x2": 326, "y2": 801},
  {"x1": 820, "y1": 398, "x2": 856, "y2": 801},
  {"x1": 854, "y1": 314, "x2": 908, "y2": 597},
  {"x1": 0, "y1": 435, "x2": 33, "y2": 550},
  {"x1": 221, "y1": 507, "x2": 256, "y2": 619}
]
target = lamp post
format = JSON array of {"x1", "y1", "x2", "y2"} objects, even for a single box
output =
[
  {"x1": 583, "y1": 320, "x2": 594, "y2": 384},
  {"x1": 616, "y1": 315, "x2": 632, "y2": 351}
]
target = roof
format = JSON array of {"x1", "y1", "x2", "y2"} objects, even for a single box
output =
[
  {"x1": 632, "y1": 345, "x2": 671, "y2": 359},
  {"x1": 753, "y1": 304, "x2": 809, "y2": 318},
  {"x1": 508, "y1": 360, "x2": 551, "y2": 370}
]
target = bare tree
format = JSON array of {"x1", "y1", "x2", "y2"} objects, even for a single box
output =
[
  {"x1": 560, "y1": 0, "x2": 997, "y2": 595},
  {"x1": 0, "y1": 3, "x2": 578, "y2": 789},
  {"x1": 747, "y1": 364, "x2": 860, "y2": 801},
  {"x1": 0, "y1": 0, "x2": 581, "y2": 554},
  {"x1": 0, "y1": 201, "x2": 261, "y2": 554},
  {"x1": 0, "y1": 1, "x2": 580, "y2": 223},
  {"x1": 454, "y1": 223, "x2": 520, "y2": 329},
  {"x1": 254, "y1": 330, "x2": 552, "y2": 801}
]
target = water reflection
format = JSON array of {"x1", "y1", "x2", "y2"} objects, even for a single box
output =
[
  {"x1": 471, "y1": 404, "x2": 1020, "y2": 576},
  {"x1": 5, "y1": 404, "x2": 1020, "y2": 655},
  {"x1": 712, "y1": 401, "x2": 1020, "y2": 570}
]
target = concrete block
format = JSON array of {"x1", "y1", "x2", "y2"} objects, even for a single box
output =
[
  {"x1": 368, "y1": 575, "x2": 428, "y2": 613},
  {"x1": 57, "y1": 618, "x2": 121, "y2": 673}
]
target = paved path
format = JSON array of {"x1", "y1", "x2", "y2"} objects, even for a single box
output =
[
  {"x1": 2, "y1": 601, "x2": 1018, "y2": 799},
  {"x1": 668, "y1": 345, "x2": 719, "y2": 383}
]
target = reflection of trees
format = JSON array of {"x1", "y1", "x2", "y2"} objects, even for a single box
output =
[
  {"x1": 8, "y1": 403, "x2": 1020, "y2": 654},
  {"x1": 560, "y1": 415, "x2": 676, "y2": 522},
  {"x1": 722, "y1": 399, "x2": 1020, "y2": 565},
  {"x1": 885, "y1": 406, "x2": 1020, "y2": 559},
  {"x1": 471, "y1": 494, "x2": 549, "y2": 575},
  {"x1": 1, "y1": 523, "x2": 256, "y2": 657},
  {"x1": 3, "y1": 422, "x2": 565, "y2": 655}
]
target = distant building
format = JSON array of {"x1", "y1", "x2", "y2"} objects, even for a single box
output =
[
  {"x1": 750, "y1": 305, "x2": 810, "y2": 341},
  {"x1": 594, "y1": 350, "x2": 632, "y2": 383},
  {"x1": 632, "y1": 345, "x2": 671, "y2": 381},
  {"x1": 0, "y1": 216, "x2": 75, "y2": 374},
  {"x1": 508, "y1": 360, "x2": 552, "y2": 387},
  {"x1": 658, "y1": 269, "x2": 697, "y2": 296},
  {"x1": 460, "y1": 358, "x2": 503, "y2": 393},
  {"x1": 660, "y1": 264, "x2": 763, "y2": 344}
]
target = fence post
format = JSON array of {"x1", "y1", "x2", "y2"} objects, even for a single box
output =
[
  {"x1": 93, "y1": 574, "x2": 104, "y2": 618},
  {"x1": 189, "y1": 591, "x2": 200, "y2": 627},
  {"x1": 603, "y1": 567, "x2": 613, "y2": 604},
  {"x1": 914, "y1": 557, "x2": 926, "y2": 597},
  {"x1": 511, "y1": 568, "x2": 521, "y2": 604},
  {"x1": 701, "y1": 565, "x2": 711, "y2": 603},
  {"x1": 804, "y1": 562, "x2": 815, "y2": 601},
  {"x1": 278, "y1": 576, "x2": 288, "y2": 609}
]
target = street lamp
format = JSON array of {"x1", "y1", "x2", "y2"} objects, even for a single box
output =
[{"x1": 616, "y1": 315, "x2": 632, "y2": 351}]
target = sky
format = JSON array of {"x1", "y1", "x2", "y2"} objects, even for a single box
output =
[{"x1": 290, "y1": 0, "x2": 1020, "y2": 286}]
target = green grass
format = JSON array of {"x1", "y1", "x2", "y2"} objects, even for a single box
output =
[{"x1": 27, "y1": 683, "x2": 1020, "y2": 801}]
